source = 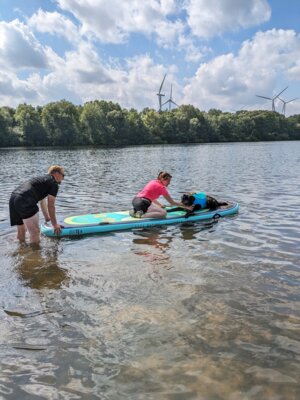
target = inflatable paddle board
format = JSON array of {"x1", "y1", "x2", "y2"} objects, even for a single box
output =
[{"x1": 41, "y1": 201, "x2": 239, "y2": 237}]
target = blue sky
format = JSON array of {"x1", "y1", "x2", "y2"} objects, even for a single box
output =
[{"x1": 0, "y1": 0, "x2": 299, "y2": 116}]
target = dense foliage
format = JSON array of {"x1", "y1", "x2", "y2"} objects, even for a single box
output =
[{"x1": 0, "y1": 100, "x2": 299, "y2": 147}]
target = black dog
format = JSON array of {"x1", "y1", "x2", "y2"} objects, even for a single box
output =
[{"x1": 181, "y1": 193, "x2": 228, "y2": 217}]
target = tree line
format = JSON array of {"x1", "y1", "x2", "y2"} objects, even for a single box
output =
[{"x1": 0, "y1": 100, "x2": 299, "y2": 147}]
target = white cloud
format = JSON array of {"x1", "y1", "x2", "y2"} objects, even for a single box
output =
[
  {"x1": 0, "y1": 19, "x2": 49, "y2": 70},
  {"x1": 53, "y1": 0, "x2": 273, "y2": 66},
  {"x1": 56, "y1": 0, "x2": 182, "y2": 46},
  {"x1": 60, "y1": 50, "x2": 173, "y2": 110},
  {"x1": 0, "y1": 13, "x2": 170, "y2": 109},
  {"x1": 63, "y1": 42, "x2": 114, "y2": 85},
  {"x1": 287, "y1": 63, "x2": 300, "y2": 81},
  {"x1": 182, "y1": 29, "x2": 300, "y2": 112},
  {"x1": 177, "y1": 35, "x2": 210, "y2": 63},
  {"x1": 55, "y1": 0, "x2": 271, "y2": 44},
  {"x1": 0, "y1": 71, "x2": 41, "y2": 105},
  {"x1": 28, "y1": 9, "x2": 80, "y2": 44},
  {"x1": 0, "y1": 1, "x2": 299, "y2": 116},
  {"x1": 5, "y1": 37, "x2": 168, "y2": 110},
  {"x1": 27, "y1": 42, "x2": 114, "y2": 105},
  {"x1": 185, "y1": 0, "x2": 271, "y2": 38},
  {"x1": 160, "y1": 0, "x2": 178, "y2": 14},
  {"x1": 121, "y1": 55, "x2": 173, "y2": 109}
]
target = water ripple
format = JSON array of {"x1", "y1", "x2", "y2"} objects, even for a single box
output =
[{"x1": 0, "y1": 142, "x2": 300, "y2": 399}]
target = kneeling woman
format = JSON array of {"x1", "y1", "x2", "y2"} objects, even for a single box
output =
[{"x1": 131, "y1": 171, "x2": 191, "y2": 218}]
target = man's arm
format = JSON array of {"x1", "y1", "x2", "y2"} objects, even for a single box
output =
[
  {"x1": 47, "y1": 195, "x2": 62, "y2": 234},
  {"x1": 39, "y1": 198, "x2": 50, "y2": 221}
]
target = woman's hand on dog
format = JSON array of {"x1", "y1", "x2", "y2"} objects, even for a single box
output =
[{"x1": 180, "y1": 204, "x2": 194, "y2": 211}]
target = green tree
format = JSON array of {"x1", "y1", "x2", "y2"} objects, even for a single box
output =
[
  {"x1": 106, "y1": 109, "x2": 128, "y2": 145},
  {"x1": 140, "y1": 108, "x2": 164, "y2": 143},
  {"x1": 81, "y1": 100, "x2": 133, "y2": 146},
  {"x1": 125, "y1": 108, "x2": 148, "y2": 145},
  {"x1": 217, "y1": 113, "x2": 238, "y2": 142},
  {"x1": 0, "y1": 106, "x2": 20, "y2": 146},
  {"x1": 0, "y1": 99, "x2": 299, "y2": 148},
  {"x1": 14, "y1": 103, "x2": 47, "y2": 146},
  {"x1": 41, "y1": 100, "x2": 81, "y2": 146},
  {"x1": 80, "y1": 101, "x2": 107, "y2": 145}
]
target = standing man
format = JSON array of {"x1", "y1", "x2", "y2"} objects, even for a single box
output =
[{"x1": 9, "y1": 165, "x2": 65, "y2": 244}]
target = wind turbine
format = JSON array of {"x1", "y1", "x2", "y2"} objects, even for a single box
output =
[
  {"x1": 162, "y1": 84, "x2": 179, "y2": 111},
  {"x1": 278, "y1": 97, "x2": 298, "y2": 116},
  {"x1": 157, "y1": 74, "x2": 166, "y2": 112},
  {"x1": 256, "y1": 86, "x2": 288, "y2": 112}
]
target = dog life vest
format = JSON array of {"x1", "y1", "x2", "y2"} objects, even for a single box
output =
[{"x1": 192, "y1": 192, "x2": 207, "y2": 208}]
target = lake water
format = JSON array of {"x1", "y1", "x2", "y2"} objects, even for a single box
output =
[{"x1": 0, "y1": 142, "x2": 299, "y2": 399}]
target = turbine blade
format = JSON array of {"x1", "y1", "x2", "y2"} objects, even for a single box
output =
[
  {"x1": 274, "y1": 86, "x2": 288, "y2": 99},
  {"x1": 256, "y1": 95, "x2": 272, "y2": 100},
  {"x1": 158, "y1": 74, "x2": 166, "y2": 94},
  {"x1": 286, "y1": 98, "x2": 298, "y2": 103}
]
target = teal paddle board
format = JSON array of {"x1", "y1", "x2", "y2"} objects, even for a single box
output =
[{"x1": 41, "y1": 201, "x2": 239, "y2": 237}]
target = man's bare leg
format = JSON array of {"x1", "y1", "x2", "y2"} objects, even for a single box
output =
[
  {"x1": 16, "y1": 224, "x2": 26, "y2": 242},
  {"x1": 23, "y1": 212, "x2": 40, "y2": 244}
]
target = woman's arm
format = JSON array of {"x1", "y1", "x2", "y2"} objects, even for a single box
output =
[
  {"x1": 163, "y1": 194, "x2": 193, "y2": 210},
  {"x1": 153, "y1": 199, "x2": 164, "y2": 208}
]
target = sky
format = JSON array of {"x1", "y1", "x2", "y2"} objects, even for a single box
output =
[{"x1": 0, "y1": 0, "x2": 299, "y2": 116}]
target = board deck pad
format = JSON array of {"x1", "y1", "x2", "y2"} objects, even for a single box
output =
[
  {"x1": 63, "y1": 208, "x2": 200, "y2": 227},
  {"x1": 41, "y1": 201, "x2": 239, "y2": 237}
]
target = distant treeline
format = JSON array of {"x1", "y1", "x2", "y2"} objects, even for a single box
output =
[{"x1": 0, "y1": 100, "x2": 300, "y2": 147}]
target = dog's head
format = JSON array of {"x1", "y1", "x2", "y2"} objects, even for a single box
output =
[{"x1": 181, "y1": 193, "x2": 195, "y2": 206}]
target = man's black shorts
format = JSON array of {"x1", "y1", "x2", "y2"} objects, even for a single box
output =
[{"x1": 9, "y1": 194, "x2": 39, "y2": 226}]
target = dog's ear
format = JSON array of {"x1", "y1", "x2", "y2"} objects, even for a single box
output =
[{"x1": 181, "y1": 194, "x2": 189, "y2": 204}]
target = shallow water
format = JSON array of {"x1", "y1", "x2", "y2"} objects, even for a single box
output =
[{"x1": 0, "y1": 142, "x2": 299, "y2": 399}]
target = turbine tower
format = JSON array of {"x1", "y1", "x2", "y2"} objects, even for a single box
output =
[
  {"x1": 157, "y1": 74, "x2": 166, "y2": 112},
  {"x1": 256, "y1": 86, "x2": 288, "y2": 112},
  {"x1": 278, "y1": 97, "x2": 297, "y2": 116},
  {"x1": 162, "y1": 84, "x2": 179, "y2": 111}
]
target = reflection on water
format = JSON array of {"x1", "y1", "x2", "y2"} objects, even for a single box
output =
[
  {"x1": 14, "y1": 242, "x2": 69, "y2": 290},
  {"x1": 0, "y1": 142, "x2": 300, "y2": 399},
  {"x1": 132, "y1": 221, "x2": 219, "y2": 282},
  {"x1": 132, "y1": 228, "x2": 173, "y2": 269}
]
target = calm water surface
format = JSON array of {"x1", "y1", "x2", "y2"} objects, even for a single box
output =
[{"x1": 0, "y1": 142, "x2": 299, "y2": 399}]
